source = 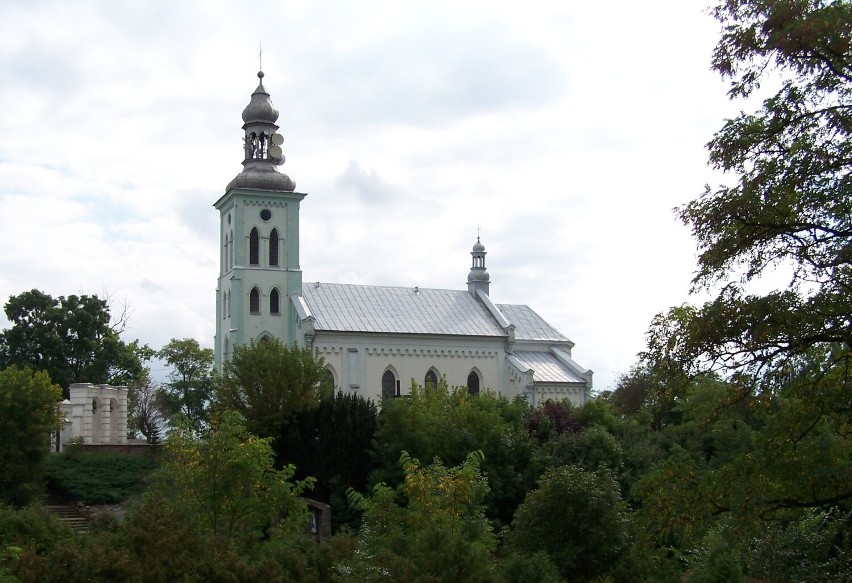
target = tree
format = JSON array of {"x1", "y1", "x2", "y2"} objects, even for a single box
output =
[
  {"x1": 215, "y1": 339, "x2": 327, "y2": 442},
  {"x1": 157, "y1": 338, "x2": 214, "y2": 434},
  {"x1": 642, "y1": 0, "x2": 852, "y2": 514},
  {"x1": 126, "y1": 372, "x2": 165, "y2": 443},
  {"x1": 343, "y1": 451, "x2": 499, "y2": 583},
  {"x1": 0, "y1": 366, "x2": 63, "y2": 505},
  {"x1": 371, "y1": 379, "x2": 536, "y2": 528},
  {"x1": 659, "y1": 0, "x2": 852, "y2": 380},
  {"x1": 505, "y1": 465, "x2": 631, "y2": 583},
  {"x1": 0, "y1": 290, "x2": 152, "y2": 396},
  {"x1": 280, "y1": 390, "x2": 379, "y2": 530},
  {"x1": 160, "y1": 410, "x2": 311, "y2": 542}
]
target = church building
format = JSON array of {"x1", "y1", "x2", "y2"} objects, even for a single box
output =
[{"x1": 214, "y1": 72, "x2": 593, "y2": 406}]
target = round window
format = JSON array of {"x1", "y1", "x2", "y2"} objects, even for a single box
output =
[{"x1": 260, "y1": 209, "x2": 272, "y2": 221}]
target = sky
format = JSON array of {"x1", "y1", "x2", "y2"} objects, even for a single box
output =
[{"x1": 0, "y1": 0, "x2": 741, "y2": 392}]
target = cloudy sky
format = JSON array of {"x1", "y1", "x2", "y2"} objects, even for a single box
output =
[{"x1": 0, "y1": 0, "x2": 739, "y2": 391}]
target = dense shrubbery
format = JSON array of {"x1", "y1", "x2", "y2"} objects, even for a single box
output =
[{"x1": 44, "y1": 452, "x2": 157, "y2": 504}]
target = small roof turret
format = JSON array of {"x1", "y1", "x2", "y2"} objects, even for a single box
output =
[{"x1": 467, "y1": 235, "x2": 491, "y2": 296}]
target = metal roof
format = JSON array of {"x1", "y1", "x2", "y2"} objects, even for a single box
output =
[
  {"x1": 496, "y1": 304, "x2": 570, "y2": 342},
  {"x1": 509, "y1": 351, "x2": 586, "y2": 384},
  {"x1": 301, "y1": 282, "x2": 507, "y2": 337}
]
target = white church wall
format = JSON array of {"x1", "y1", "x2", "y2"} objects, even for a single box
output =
[{"x1": 313, "y1": 333, "x2": 506, "y2": 400}]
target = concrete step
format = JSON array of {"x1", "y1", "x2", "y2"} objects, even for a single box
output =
[{"x1": 41, "y1": 495, "x2": 90, "y2": 533}]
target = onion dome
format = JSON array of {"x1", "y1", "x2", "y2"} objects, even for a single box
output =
[{"x1": 241, "y1": 71, "x2": 279, "y2": 124}]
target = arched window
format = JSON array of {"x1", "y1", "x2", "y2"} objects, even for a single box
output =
[
  {"x1": 259, "y1": 336, "x2": 271, "y2": 345},
  {"x1": 269, "y1": 228, "x2": 279, "y2": 267},
  {"x1": 467, "y1": 371, "x2": 480, "y2": 396},
  {"x1": 229, "y1": 231, "x2": 234, "y2": 268},
  {"x1": 270, "y1": 288, "x2": 280, "y2": 314},
  {"x1": 249, "y1": 228, "x2": 260, "y2": 265},
  {"x1": 226, "y1": 291, "x2": 231, "y2": 317},
  {"x1": 222, "y1": 291, "x2": 227, "y2": 319},
  {"x1": 382, "y1": 370, "x2": 396, "y2": 399},
  {"x1": 250, "y1": 287, "x2": 260, "y2": 314},
  {"x1": 425, "y1": 370, "x2": 438, "y2": 391},
  {"x1": 322, "y1": 368, "x2": 335, "y2": 394},
  {"x1": 91, "y1": 397, "x2": 102, "y2": 444}
]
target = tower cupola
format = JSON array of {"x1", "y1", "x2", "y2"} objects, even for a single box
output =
[
  {"x1": 467, "y1": 235, "x2": 491, "y2": 296},
  {"x1": 227, "y1": 71, "x2": 296, "y2": 192}
]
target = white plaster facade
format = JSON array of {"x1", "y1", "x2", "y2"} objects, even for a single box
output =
[{"x1": 57, "y1": 383, "x2": 128, "y2": 450}]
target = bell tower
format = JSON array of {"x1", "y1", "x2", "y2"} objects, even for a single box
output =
[{"x1": 214, "y1": 71, "x2": 307, "y2": 369}]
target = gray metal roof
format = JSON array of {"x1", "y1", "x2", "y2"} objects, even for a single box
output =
[
  {"x1": 509, "y1": 351, "x2": 586, "y2": 384},
  {"x1": 496, "y1": 304, "x2": 570, "y2": 342},
  {"x1": 301, "y1": 282, "x2": 507, "y2": 336}
]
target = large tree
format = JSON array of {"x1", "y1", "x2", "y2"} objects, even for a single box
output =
[
  {"x1": 0, "y1": 290, "x2": 151, "y2": 395},
  {"x1": 657, "y1": 0, "x2": 852, "y2": 379},
  {"x1": 642, "y1": 0, "x2": 852, "y2": 519},
  {"x1": 0, "y1": 366, "x2": 63, "y2": 505}
]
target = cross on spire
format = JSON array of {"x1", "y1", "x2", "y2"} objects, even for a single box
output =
[{"x1": 258, "y1": 41, "x2": 263, "y2": 71}]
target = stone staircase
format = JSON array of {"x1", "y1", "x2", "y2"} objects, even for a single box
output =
[{"x1": 41, "y1": 494, "x2": 90, "y2": 533}]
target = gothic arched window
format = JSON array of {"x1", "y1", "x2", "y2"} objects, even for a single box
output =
[
  {"x1": 269, "y1": 228, "x2": 279, "y2": 267},
  {"x1": 467, "y1": 371, "x2": 480, "y2": 396},
  {"x1": 270, "y1": 288, "x2": 280, "y2": 314},
  {"x1": 425, "y1": 370, "x2": 438, "y2": 391},
  {"x1": 382, "y1": 370, "x2": 396, "y2": 399},
  {"x1": 249, "y1": 228, "x2": 260, "y2": 265},
  {"x1": 250, "y1": 287, "x2": 260, "y2": 314}
]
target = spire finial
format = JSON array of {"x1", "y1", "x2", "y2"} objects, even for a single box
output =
[
  {"x1": 258, "y1": 41, "x2": 263, "y2": 73},
  {"x1": 477, "y1": 225, "x2": 481, "y2": 241}
]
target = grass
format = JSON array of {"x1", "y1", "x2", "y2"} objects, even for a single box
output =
[{"x1": 44, "y1": 451, "x2": 158, "y2": 505}]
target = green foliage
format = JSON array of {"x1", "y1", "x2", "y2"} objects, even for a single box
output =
[
  {"x1": 0, "y1": 367, "x2": 63, "y2": 506},
  {"x1": 342, "y1": 451, "x2": 498, "y2": 583},
  {"x1": 0, "y1": 503, "x2": 73, "y2": 556},
  {"x1": 157, "y1": 338, "x2": 214, "y2": 435},
  {"x1": 279, "y1": 390, "x2": 379, "y2": 531},
  {"x1": 684, "y1": 528, "x2": 745, "y2": 583},
  {"x1": 215, "y1": 339, "x2": 327, "y2": 440},
  {"x1": 43, "y1": 451, "x2": 157, "y2": 504},
  {"x1": 0, "y1": 290, "x2": 152, "y2": 395},
  {"x1": 499, "y1": 551, "x2": 565, "y2": 583},
  {"x1": 371, "y1": 379, "x2": 535, "y2": 527},
  {"x1": 161, "y1": 410, "x2": 312, "y2": 542},
  {"x1": 635, "y1": 1, "x2": 852, "y2": 553},
  {"x1": 535, "y1": 425, "x2": 625, "y2": 476},
  {"x1": 742, "y1": 508, "x2": 852, "y2": 583},
  {"x1": 505, "y1": 465, "x2": 631, "y2": 583}
]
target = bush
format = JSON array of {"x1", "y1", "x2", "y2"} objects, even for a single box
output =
[
  {"x1": 44, "y1": 452, "x2": 157, "y2": 504},
  {"x1": 505, "y1": 465, "x2": 630, "y2": 582}
]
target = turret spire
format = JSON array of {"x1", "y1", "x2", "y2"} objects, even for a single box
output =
[{"x1": 467, "y1": 234, "x2": 491, "y2": 296}]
